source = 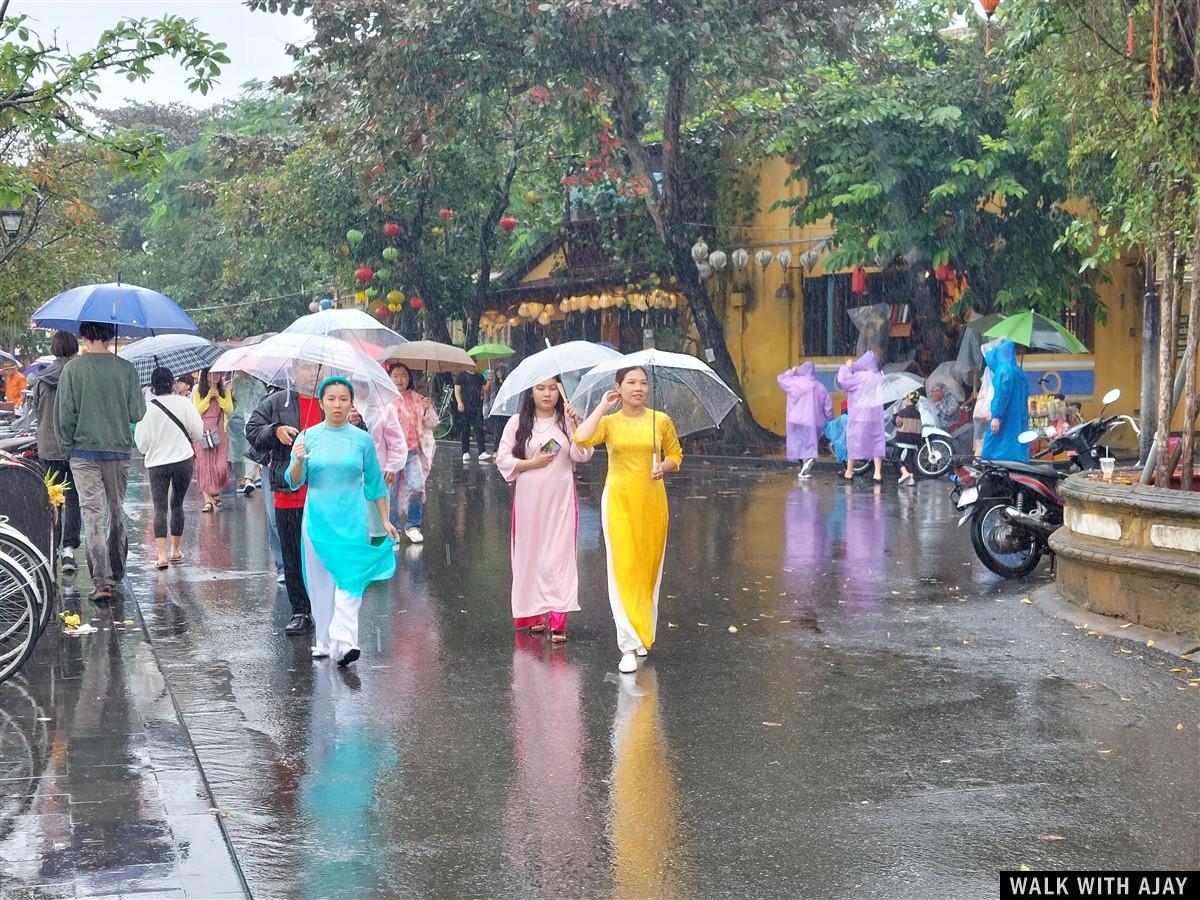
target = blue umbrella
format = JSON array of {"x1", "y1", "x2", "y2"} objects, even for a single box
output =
[{"x1": 31, "y1": 282, "x2": 198, "y2": 337}]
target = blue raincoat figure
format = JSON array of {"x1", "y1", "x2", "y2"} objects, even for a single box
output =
[
  {"x1": 822, "y1": 403, "x2": 849, "y2": 464},
  {"x1": 980, "y1": 339, "x2": 1029, "y2": 462}
]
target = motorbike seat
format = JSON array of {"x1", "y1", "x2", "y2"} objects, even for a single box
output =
[{"x1": 987, "y1": 459, "x2": 1067, "y2": 479}]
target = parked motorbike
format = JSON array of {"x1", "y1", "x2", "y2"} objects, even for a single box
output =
[
  {"x1": 950, "y1": 388, "x2": 1138, "y2": 578},
  {"x1": 0, "y1": 390, "x2": 38, "y2": 459},
  {"x1": 854, "y1": 396, "x2": 955, "y2": 478}
]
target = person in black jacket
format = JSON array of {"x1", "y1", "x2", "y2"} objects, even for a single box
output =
[{"x1": 246, "y1": 377, "x2": 321, "y2": 635}]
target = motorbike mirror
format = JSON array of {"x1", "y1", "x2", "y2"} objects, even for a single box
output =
[
  {"x1": 1101, "y1": 388, "x2": 1120, "y2": 406},
  {"x1": 1018, "y1": 430, "x2": 1039, "y2": 444},
  {"x1": 1043, "y1": 426, "x2": 1056, "y2": 438}
]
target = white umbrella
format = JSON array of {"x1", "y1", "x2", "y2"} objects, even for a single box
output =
[
  {"x1": 489, "y1": 341, "x2": 622, "y2": 417},
  {"x1": 856, "y1": 371, "x2": 924, "y2": 409},
  {"x1": 925, "y1": 361, "x2": 966, "y2": 401},
  {"x1": 570, "y1": 348, "x2": 739, "y2": 438},
  {"x1": 209, "y1": 332, "x2": 398, "y2": 418},
  {"x1": 283, "y1": 308, "x2": 406, "y2": 359}
]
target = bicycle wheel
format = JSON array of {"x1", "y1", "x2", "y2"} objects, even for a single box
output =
[
  {"x1": 0, "y1": 526, "x2": 53, "y2": 635},
  {"x1": 0, "y1": 553, "x2": 38, "y2": 683}
]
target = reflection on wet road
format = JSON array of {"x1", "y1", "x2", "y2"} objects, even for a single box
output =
[{"x1": 6, "y1": 456, "x2": 1198, "y2": 897}]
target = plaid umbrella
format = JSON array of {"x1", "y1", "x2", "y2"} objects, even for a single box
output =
[{"x1": 117, "y1": 334, "x2": 224, "y2": 385}]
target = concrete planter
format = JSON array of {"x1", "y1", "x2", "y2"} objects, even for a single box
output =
[{"x1": 1049, "y1": 472, "x2": 1200, "y2": 641}]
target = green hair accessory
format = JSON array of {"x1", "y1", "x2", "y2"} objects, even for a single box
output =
[{"x1": 317, "y1": 375, "x2": 354, "y2": 401}]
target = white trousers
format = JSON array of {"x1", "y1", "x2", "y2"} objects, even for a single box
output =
[{"x1": 303, "y1": 531, "x2": 362, "y2": 660}]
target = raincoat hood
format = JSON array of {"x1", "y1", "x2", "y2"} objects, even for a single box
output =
[
  {"x1": 850, "y1": 351, "x2": 879, "y2": 374},
  {"x1": 798, "y1": 362, "x2": 816, "y2": 377},
  {"x1": 983, "y1": 339, "x2": 1017, "y2": 371},
  {"x1": 34, "y1": 357, "x2": 67, "y2": 389}
]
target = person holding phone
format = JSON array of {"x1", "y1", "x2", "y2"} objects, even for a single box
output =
[
  {"x1": 495, "y1": 379, "x2": 592, "y2": 642},
  {"x1": 573, "y1": 366, "x2": 682, "y2": 673},
  {"x1": 192, "y1": 369, "x2": 233, "y2": 512}
]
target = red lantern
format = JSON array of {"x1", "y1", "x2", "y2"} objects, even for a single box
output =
[
  {"x1": 354, "y1": 266, "x2": 375, "y2": 282},
  {"x1": 979, "y1": 0, "x2": 999, "y2": 15},
  {"x1": 935, "y1": 263, "x2": 951, "y2": 282},
  {"x1": 383, "y1": 222, "x2": 401, "y2": 236},
  {"x1": 410, "y1": 296, "x2": 424, "y2": 311},
  {"x1": 374, "y1": 305, "x2": 389, "y2": 319},
  {"x1": 498, "y1": 215, "x2": 517, "y2": 231},
  {"x1": 850, "y1": 266, "x2": 868, "y2": 294},
  {"x1": 439, "y1": 208, "x2": 454, "y2": 219}
]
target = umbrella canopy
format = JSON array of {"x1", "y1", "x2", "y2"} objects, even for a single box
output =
[
  {"x1": 983, "y1": 310, "x2": 1088, "y2": 354},
  {"x1": 380, "y1": 341, "x2": 476, "y2": 374},
  {"x1": 856, "y1": 371, "x2": 925, "y2": 409},
  {"x1": 283, "y1": 309, "x2": 406, "y2": 359},
  {"x1": 22, "y1": 355, "x2": 54, "y2": 377},
  {"x1": 925, "y1": 361, "x2": 966, "y2": 401},
  {"x1": 209, "y1": 332, "x2": 398, "y2": 418},
  {"x1": 0, "y1": 350, "x2": 19, "y2": 368},
  {"x1": 570, "y1": 348, "x2": 739, "y2": 438},
  {"x1": 31, "y1": 282, "x2": 198, "y2": 337},
  {"x1": 965, "y1": 312, "x2": 1005, "y2": 334},
  {"x1": 117, "y1": 334, "x2": 224, "y2": 386},
  {"x1": 466, "y1": 342, "x2": 515, "y2": 361},
  {"x1": 489, "y1": 341, "x2": 622, "y2": 417}
]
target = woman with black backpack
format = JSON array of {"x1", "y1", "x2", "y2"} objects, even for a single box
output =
[{"x1": 135, "y1": 367, "x2": 205, "y2": 569}]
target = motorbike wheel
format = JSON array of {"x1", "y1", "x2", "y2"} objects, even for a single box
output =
[
  {"x1": 970, "y1": 499, "x2": 1044, "y2": 578},
  {"x1": 917, "y1": 438, "x2": 954, "y2": 478},
  {"x1": 853, "y1": 459, "x2": 871, "y2": 475}
]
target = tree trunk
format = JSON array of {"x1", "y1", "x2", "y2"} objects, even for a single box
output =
[
  {"x1": 1139, "y1": 252, "x2": 1159, "y2": 463},
  {"x1": 1180, "y1": 207, "x2": 1200, "y2": 490},
  {"x1": 469, "y1": 154, "x2": 519, "y2": 350},
  {"x1": 1153, "y1": 232, "x2": 1178, "y2": 486}
]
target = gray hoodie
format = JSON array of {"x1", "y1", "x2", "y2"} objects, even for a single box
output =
[{"x1": 31, "y1": 357, "x2": 69, "y2": 461}]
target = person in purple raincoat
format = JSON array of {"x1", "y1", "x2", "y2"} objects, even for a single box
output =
[
  {"x1": 777, "y1": 362, "x2": 833, "y2": 478},
  {"x1": 837, "y1": 350, "x2": 885, "y2": 482}
]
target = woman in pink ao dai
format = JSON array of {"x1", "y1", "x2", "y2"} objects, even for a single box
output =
[{"x1": 495, "y1": 379, "x2": 592, "y2": 642}]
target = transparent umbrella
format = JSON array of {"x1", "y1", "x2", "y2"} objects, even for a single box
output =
[
  {"x1": 209, "y1": 332, "x2": 398, "y2": 419},
  {"x1": 570, "y1": 349, "x2": 739, "y2": 439},
  {"x1": 925, "y1": 361, "x2": 966, "y2": 401},
  {"x1": 489, "y1": 341, "x2": 622, "y2": 417},
  {"x1": 283, "y1": 309, "x2": 406, "y2": 359},
  {"x1": 856, "y1": 372, "x2": 925, "y2": 408}
]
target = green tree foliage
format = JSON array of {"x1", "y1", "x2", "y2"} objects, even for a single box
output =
[{"x1": 773, "y1": 5, "x2": 1096, "y2": 318}]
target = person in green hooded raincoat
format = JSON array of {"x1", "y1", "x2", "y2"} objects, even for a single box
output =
[{"x1": 287, "y1": 377, "x2": 398, "y2": 666}]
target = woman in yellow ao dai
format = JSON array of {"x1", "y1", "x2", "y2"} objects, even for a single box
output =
[{"x1": 574, "y1": 365, "x2": 682, "y2": 674}]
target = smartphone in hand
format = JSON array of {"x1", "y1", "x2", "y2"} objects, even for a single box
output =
[{"x1": 541, "y1": 438, "x2": 561, "y2": 454}]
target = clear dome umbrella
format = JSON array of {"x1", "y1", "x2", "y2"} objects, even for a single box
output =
[
  {"x1": 209, "y1": 332, "x2": 399, "y2": 420},
  {"x1": 489, "y1": 341, "x2": 622, "y2": 417},
  {"x1": 283, "y1": 308, "x2": 406, "y2": 359}
]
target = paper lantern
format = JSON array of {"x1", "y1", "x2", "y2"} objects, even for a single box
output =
[
  {"x1": 375, "y1": 267, "x2": 391, "y2": 281},
  {"x1": 383, "y1": 222, "x2": 401, "y2": 236},
  {"x1": 388, "y1": 304, "x2": 402, "y2": 313},
  {"x1": 365, "y1": 287, "x2": 378, "y2": 299},
  {"x1": 439, "y1": 208, "x2": 454, "y2": 219},
  {"x1": 354, "y1": 266, "x2": 375, "y2": 282},
  {"x1": 979, "y1": 0, "x2": 999, "y2": 14},
  {"x1": 708, "y1": 250, "x2": 727, "y2": 270},
  {"x1": 800, "y1": 247, "x2": 821, "y2": 272},
  {"x1": 755, "y1": 250, "x2": 773, "y2": 270},
  {"x1": 340, "y1": 245, "x2": 350, "y2": 256},
  {"x1": 308, "y1": 301, "x2": 320, "y2": 313},
  {"x1": 537, "y1": 311, "x2": 551, "y2": 326},
  {"x1": 508, "y1": 316, "x2": 521, "y2": 326},
  {"x1": 354, "y1": 290, "x2": 368, "y2": 303},
  {"x1": 387, "y1": 290, "x2": 404, "y2": 304},
  {"x1": 697, "y1": 262, "x2": 713, "y2": 279},
  {"x1": 777, "y1": 249, "x2": 792, "y2": 273},
  {"x1": 851, "y1": 266, "x2": 868, "y2": 294},
  {"x1": 319, "y1": 297, "x2": 334, "y2": 310},
  {"x1": 690, "y1": 238, "x2": 709, "y2": 263},
  {"x1": 346, "y1": 229, "x2": 364, "y2": 245},
  {"x1": 382, "y1": 247, "x2": 399, "y2": 261},
  {"x1": 560, "y1": 299, "x2": 571, "y2": 313},
  {"x1": 588, "y1": 295, "x2": 601, "y2": 311},
  {"x1": 410, "y1": 296, "x2": 424, "y2": 311},
  {"x1": 935, "y1": 262, "x2": 951, "y2": 282},
  {"x1": 498, "y1": 215, "x2": 517, "y2": 231},
  {"x1": 374, "y1": 305, "x2": 389, "y2": 318},
  {"x1": 732, "y1": 248, "x2": 749, "y2": 269}
]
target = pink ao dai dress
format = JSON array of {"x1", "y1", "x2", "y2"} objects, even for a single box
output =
[{"x1": 495, "y1": 416, "x2": 593, "y2": 629}]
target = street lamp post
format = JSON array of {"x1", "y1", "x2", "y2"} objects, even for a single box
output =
[{"x1": 0, "y1": 208, "x2": 23, "y2": 243}]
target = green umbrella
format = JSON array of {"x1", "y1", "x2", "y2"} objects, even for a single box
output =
[
  {"x1": 466, "y1": 342, "x2": 515, "y2": 361},
  {"x1": 983, "y1": 310, "x2": 1088, "y2": 354}
]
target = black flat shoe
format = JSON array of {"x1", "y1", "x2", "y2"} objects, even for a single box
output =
[
  {"x1": 284, "y1": 614, "x2": 311, "y2": 635},
  {"x1": 337, "y1": 648, "x2": 361, "y2": 667}
]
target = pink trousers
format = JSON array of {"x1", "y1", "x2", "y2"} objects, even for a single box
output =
[{"x1": 514, "y1": 612, "x2": 568, "y2": 632}]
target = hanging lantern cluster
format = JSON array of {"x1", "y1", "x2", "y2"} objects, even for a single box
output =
[{"x1": 477, "y1": 288, "x2": 687, "y2": 336}]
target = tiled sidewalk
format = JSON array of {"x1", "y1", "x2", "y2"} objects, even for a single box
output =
[{"x1": 0, "y1": 583, "x2": 247, "y2": 899}]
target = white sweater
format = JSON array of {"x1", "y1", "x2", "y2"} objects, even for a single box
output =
[{"x1": 135, "y1": 394, "x2": 205, "y2": 468}]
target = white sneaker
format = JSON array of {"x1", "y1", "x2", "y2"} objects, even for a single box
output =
[
  {"x1": 618, "y1": 650, "x2": 638, "y2": 673},
  {"x1": 478, "y1": 452, "x2": 493, "y2": 462},
  {"x1": 800, "y1": 458, "x2": 814, "y2": 477},
  {"x1": 636, "y1": 647, "x2": 648, "y2": 657},
  {"x1": 462, "y1": 453, "x2": 471, "y2": 462},
  {"x1": 276, "y1": 572, "x2": 286, "y2": 584},
  {"x1": 405, "y1": 527, "x2": 424, "y2": 544},
  {"x1": 311, "y1": 645, "x2": 329, "y2": 659}
]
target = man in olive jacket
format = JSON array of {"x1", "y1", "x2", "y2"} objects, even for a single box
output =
[{"x1": 54, "y1": 322, "x2": 145, "y2": 601}]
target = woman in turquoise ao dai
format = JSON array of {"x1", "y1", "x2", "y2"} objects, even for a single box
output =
[{"x1": 287, "y1": 377, "x2": 399, "y2": 666}]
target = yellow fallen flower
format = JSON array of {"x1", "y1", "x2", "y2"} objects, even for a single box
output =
[{"x1": 61, "y1": 613, "x2": 81, "y2": 629}]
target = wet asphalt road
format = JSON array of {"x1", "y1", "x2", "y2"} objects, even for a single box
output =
[{"x1": 14, "y1": 452, "x2": 1200, "y2": 898}]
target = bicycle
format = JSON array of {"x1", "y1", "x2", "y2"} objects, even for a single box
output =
[
  {"x1": 432, "y1": 384, "x2": 455, "y2": 440},
  {"x1": 0, "y1": 551, "x2": 40, "y2": 684}
]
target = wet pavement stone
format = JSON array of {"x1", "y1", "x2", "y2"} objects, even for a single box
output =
[{"x1": 4, "y1": 455, "x2": 1199, "y2": 897}]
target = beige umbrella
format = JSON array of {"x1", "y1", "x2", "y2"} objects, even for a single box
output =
[{"x1": 381, "y1": 340, "x2": 476, "y2": 373}]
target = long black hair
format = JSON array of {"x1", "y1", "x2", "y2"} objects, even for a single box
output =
[
  {"x1": 197, "y1": 369, "x2": 224, "y2": 397},
  {"x1": 512, "y1": 379, "x2": 566, "y2": 460}
]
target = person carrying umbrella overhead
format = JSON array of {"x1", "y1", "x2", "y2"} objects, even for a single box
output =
[
  {"x1": 980, "y1": 339, "x2": 1029, "y2": 462},
  {"x1": 573, "y1": 365, "x2": 683, "y2": 675},
  {"x1": 776, "y1": 361, "x2": 833, "y2": 477}
]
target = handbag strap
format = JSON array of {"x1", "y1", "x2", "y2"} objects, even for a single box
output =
[{"x1": 151, "y1": 399, "x2": 192, "y2": 442}]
